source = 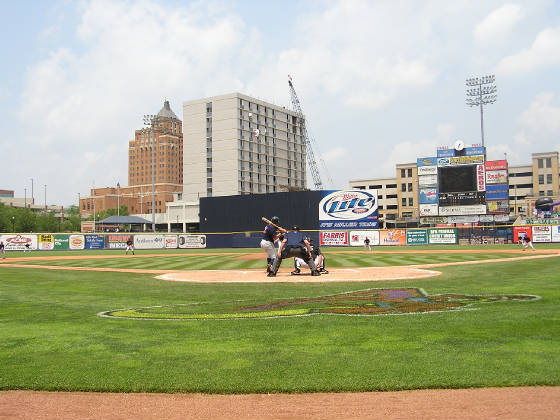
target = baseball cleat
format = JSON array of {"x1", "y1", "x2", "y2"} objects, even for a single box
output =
[
  {"x1": 267, "y1": 272, "x2": 276, "y2": 277},
  {"x1": 291, "y1": 269, "x2": 301, "y2": 275},
  {"x1": 311, "y1": 271, "x2": 321, "y2": 276},
  {"x1": 320, "y1": 269, "x2": 329, "y2": 274}
]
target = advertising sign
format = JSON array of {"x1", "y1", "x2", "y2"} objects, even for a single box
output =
[
  {"x1": 437, "y1": 149, "x2": 455, "y2": 158},
  {"x1": 513, "y1": 226, "x2": 532, "y2": 242},
  {"x1": 465, "y1": 146, "x2": 485, "y2": 156},
  {"x1": 486, "y1": 170, "x2": 507, "y2": 184},
  {"x1": 69, "y1": 235, "x2": 85, "y2": 250},
  {"x1": 80, "y1": 221, "x2": 95, "y2": 233},
  {"x1": 319, "y1": 190, "x2": 378, "y2": 229},
  {"x1": 320, "y1": 231, "x2": 348, "y2": 246},
  {"x1": 134, "y1": 234, "x2": 165, "y2": 249},
  {"x1": 419, "y1": 203, "x2": 439, "y2": 216},
  {"x1": 494, "y1": 214, "x2": 510, "y2": 223},
  {"x1": 349, "y1": 230, "x2": 380, "y2": 247},
  {"x1": 417, "y1": 157, "x2": 438, "y2": 167},
  {"x1": 551, "y1": 226, "x2": 560, "y2": 242},
  {"x1": 54, "y1": 234, "x2": 69, "y2": 250},
  {"x1": 479, "y1": 215, "x2": 494, "y2": 223},
  {"x1": 438, "y1": 205, "x2": 487, "y2": 215},
  {"x1": 485, "y1": 160, "x2": 507, "y2": 171},
  {"x1": 417, "y1": 166, "x2": 437, "y2": 176},
  {"x1": 487, "y1": 200, "x2": 509, "y2": 214},
  {"x1": 420, "y1": 216, "x2": 448, "y2": 224},
  {"x1": 1, "y1": 234, "x2": 37, "y2": 251},
  {"x1": 406, "y1": 229, "x2": 428, "y2": 245},
  {"x1": 419, "y1": 188, "x2": 438, "y2": 204},
  {"x1": 38, "y1": 234, "x2": 55, "y2": 250},
  {"x1": 439, "y1": 191, "x2": 486, "y2": 206},
  {"x1": 532, "y1": 225, "x2": 551, "y2": 243},
  {"x1": 165, "y1": 235, "x2": 178, "y2": 249},
  {"x1": 106, "y1": 234, "x2": 132, "y2": 249},
  {"x1": 438, "y1": 156, "x2": 484, "y2": 166},
  {"x1": 419, "y1": 174, "x2": 438, "y2": 187},
  {"x1": 178, "y1": 234, "x2": 207, "y2": 249},
  {"x1": 477, "y1": 164, "x2": 486, "y2": 191},
  {"x1": 85, "y1": 235, "x2": 105, "y2": 250},
  {"x1": 428, "y1": 228, "x2": 457, "y2": 244},
  {"x1": 379, "y1": 229, "x2": 406, "y2": 246},
  {"x1": 448, "y1": 215, "x2": 479, "y2": 223},
  {"x1": 486, "y1": 184, "x2": 509, "y2": 201}
]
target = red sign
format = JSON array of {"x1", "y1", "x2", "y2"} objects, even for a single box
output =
[
  {"x1": 513, "y1": 226, "x2": 532, "y2": 242},
  {"x1": 320, "y1": 231, "x2": 348, "y2": 246},
  {"x1": 485, "y1": 160, "x2": 507, "y2": 171},
  {"x1": 477, "y1": 165, "x2": 486, "y2": 191}
]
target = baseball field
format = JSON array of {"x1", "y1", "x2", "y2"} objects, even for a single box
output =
[{"x1": 1, "y1": 245, "x2": 559, "y2": 419}]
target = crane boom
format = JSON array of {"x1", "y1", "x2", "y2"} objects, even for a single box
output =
[{"x1": 288, "y1": 76, "x2": 323, "y2": 190}]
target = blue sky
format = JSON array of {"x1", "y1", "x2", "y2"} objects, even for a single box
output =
[{"x1": 2, "y1": 0, "x2": 560, "y2": 206}]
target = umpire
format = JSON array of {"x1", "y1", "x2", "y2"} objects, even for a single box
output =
[{"x1": 268, "y1": 226, "x2": 320, "y2": 277}]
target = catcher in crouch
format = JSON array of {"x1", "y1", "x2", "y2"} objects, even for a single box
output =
[
  {"x1": 268, "y1": 226, "x2": 320, "y2": 277},
  {"x1": 292, "y1": 237, "x2": 328, "y2": 275}
]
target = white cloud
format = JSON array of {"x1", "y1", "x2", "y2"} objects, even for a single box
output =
[
  {"x1": 496, "y1": 27, "x2": 560, "y2": 74},
  {"x1": 474, "y1": 3, "x2": 523, "y2": 42},
  {"x1": 518, "y1": 92, "x2": 560, "y2": 134}
]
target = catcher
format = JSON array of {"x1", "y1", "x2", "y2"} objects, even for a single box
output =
[
  {"x1": 292, "y1": 237, "x2": 328, "y2": 275},
  {"x1": 268, "y1": 226, "x2": 320, "y2": 277}
]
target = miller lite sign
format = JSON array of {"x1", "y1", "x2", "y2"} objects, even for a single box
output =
[{"x1": 319, "y1": 190, "x2": 378, "y2": 229}]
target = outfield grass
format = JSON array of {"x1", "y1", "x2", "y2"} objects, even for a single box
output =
[{"x1": 0, "y1": 248, "x2": 559, "y2": 393}]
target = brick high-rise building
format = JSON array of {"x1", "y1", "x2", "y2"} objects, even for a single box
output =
[
  {"x1": 129, "y1": 100, "x2": 183, "y2": 186},
  {"x1": 80, "y1": 100, "x2": 183, "y2": 218}
]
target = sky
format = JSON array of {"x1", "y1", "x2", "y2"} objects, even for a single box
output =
[{"x1": 1, "y1": 0, "x2": 560, "y2": 206}]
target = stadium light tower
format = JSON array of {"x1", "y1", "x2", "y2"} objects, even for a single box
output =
[
  {"x1": 143, "y1": 114, "x2": 158, "y2": 232},
  {"x1": 466, "y1": 75, "x2": 497, "y2": 148}
]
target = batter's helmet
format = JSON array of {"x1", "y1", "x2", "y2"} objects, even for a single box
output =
[{"x1": 271, "y1": 216, "x2": 279, "y2": 224}]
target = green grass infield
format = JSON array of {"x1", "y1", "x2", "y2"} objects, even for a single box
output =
[{"x1": 0, "y1": 246, "x2": 559, "y2": 393}]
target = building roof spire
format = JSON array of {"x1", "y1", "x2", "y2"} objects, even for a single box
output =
[{"x1": 157, "y1": 100, "x2": 178, "y2": 120}]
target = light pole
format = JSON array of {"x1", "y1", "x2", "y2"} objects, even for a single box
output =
[
  {"x1": 466, "y1": 75, "x2": 497, "y2": 149},
  {"x1": 11, "y1": 216, "x2": 15, "y2": 232},
  {"x1": 44, "y1": 184, "x2": 47, "y2": 211},
  {"x1": 117, "y1": 182, "x2": 120, "y2": 216},
  {"x1": 24, "y1": 188, "x2": 27, "y2": 208},
  {"x1": 30, "y1": 178, "x2": 34, "y2": 205},
  {"x1": 143, "y1": 114, "x2": 158, "y2": 232}
]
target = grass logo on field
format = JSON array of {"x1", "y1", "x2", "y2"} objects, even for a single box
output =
[{"x1": 98, "y1": 288, "x2": 539, "y2": 320}]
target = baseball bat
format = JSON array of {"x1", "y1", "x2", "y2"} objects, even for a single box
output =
[{"x1": 261, "y1": 217, "x2": 287, "y2": 233}]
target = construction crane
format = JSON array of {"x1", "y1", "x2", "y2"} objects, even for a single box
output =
[{"x1": 288, "y1": 75, "x2": 330, "y2": 190}]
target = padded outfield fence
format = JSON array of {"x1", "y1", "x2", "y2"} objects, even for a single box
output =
[{"x1": 0, "y1": 224, "x2": 559, "y2": 250}]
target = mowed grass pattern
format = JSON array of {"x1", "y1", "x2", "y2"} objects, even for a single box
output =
[
  {"x1": 10, "y1": 250, "x2": 524, "y2": 270},
  {"x1": 1, "y1": 247, "x2": 559, "y2": 393}
]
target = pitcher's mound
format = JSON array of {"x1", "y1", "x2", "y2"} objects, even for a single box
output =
[{"x1": 156, "y1": 266, "x2": 440, "y2": 283}]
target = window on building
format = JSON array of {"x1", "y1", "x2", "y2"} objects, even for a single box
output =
[
  {"x1": 547, "y1": 174, "x2": 552, "y2": 184},
  {"x1": 539, "y1": 190, "x2": 545, "y2": 196},
  {"x1": 401, "y1": 169, "x2": 406, "y2": 178},
  {"x1": 355, "y1": 185, "x2": 366, "y2": 190},
  {"x1": 538, "y1": 159, "x2": 543, "y2": 168},
  {"x1": 539, "y1": 174, "x2": 544, "y2": 184},
  {"x1": 546, "y1": 157, "x2": 552, "y2": 168},
  {"x1": 408, "y1": 183, "x2": 412, "y2": 192},
  {"x1": 401, "y1": 184, "x2": 406, "y2": 192},
  {"x1": 387, "y1": 184, "x2": 397, "y2": 188},
  {"x1": 408, "y1": 197, "x2": 413, "y2": 206},
  {"x1": 408, "y1": 168, "x2": 412, "y2": 177},
  {"x1": 387, "y1": 205, "x2": 398, "y2": 210},
  {"x1": 548, "y1": 190, "x2": 553, "y2": 196},
  {"x1": 386, "y1": 194, "x2": 398, "y2": 199},
  {"x1": 402, "y1": 198, "x2": 407, "y2": 206}
]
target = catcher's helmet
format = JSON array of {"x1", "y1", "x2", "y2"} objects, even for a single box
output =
[{"x1": 271, "y1": 216, "x2": 279, "y2": 224}]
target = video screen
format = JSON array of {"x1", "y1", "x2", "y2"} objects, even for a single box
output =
[{"x1": 438, "y1": 166, "x2": 476, "y2": 193}]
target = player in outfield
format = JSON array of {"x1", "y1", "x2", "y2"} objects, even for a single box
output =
[{"x1": 269, "y1": 226, "x2": 320, "y2": 277}]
